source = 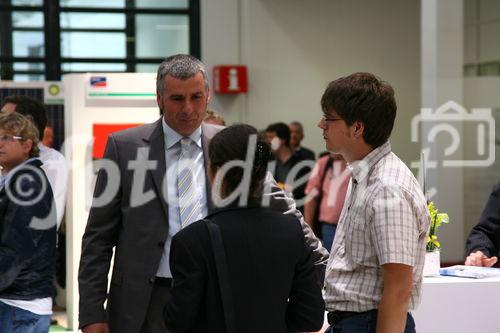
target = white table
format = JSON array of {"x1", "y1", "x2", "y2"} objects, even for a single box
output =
[
  {"x1": 66, "y1": 276, "x2": 500, "y2": 333},
  {"x1": 413, "y1": 276, "x2": 500, "y2": 333}
]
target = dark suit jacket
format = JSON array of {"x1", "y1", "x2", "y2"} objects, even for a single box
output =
[
  {"x1": 466, "y1": 181, "x2": 500, "y2": 257},
  {"x1": 78, "y1": 119, "x2": 328, "y2": 333},
  {"x1": 294, "y1": 146, "x2": 315, "y2": 161},
  {"x1": 164, "y1": 204, "x2": 325, "y2": 333}
]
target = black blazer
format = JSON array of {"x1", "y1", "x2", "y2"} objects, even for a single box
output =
[
  {"x1": 164, "y1": 204, "x2": 325, "y2": 333},
  {"x1": 466, "y1": 181, "x2": 500, "y2": 257}
]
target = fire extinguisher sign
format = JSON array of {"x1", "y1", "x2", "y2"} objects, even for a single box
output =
[{"x1": 213, "y1": 65, "x2": 248, "y2": 94}]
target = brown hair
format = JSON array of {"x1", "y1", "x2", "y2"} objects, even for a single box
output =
[
  {"x1": 1, "y1": 95, "x2": 48, "y2": 140},
  {"x1": 0, "y1": 112, "x2": 40, "y2": 157},
  {"x1": 321, "y1": 72, "x2": 397, "y2": 148},
  {"x1": 209, "y1": 124, "x2": 271, "y2": 200}
]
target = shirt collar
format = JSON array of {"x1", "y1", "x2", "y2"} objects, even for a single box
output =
[
  {"x1": 347, "y1": 141, "x2": 391, "y2": 183},
  {"x1": 38, "y1": 142, "x2": 49, "y2": 152},
  {"x1": 162, "y1": 117, "x2": 202, "y2": 150}
]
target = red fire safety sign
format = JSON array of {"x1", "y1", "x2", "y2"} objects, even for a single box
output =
[{"x1": 213, "y1": 65, "x2": 248, "y2": 94}]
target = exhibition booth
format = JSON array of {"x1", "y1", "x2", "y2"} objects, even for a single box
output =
[
  {"x1": 2, "y1": 74, "x2": 499, "y2": 333},
  {"x1": 63, "y1": 73, "x2": 159, "y2": 330}
]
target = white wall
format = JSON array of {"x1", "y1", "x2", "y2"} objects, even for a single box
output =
[
  {"x1": 202, "y1": 0, "x2": 421, "y2": 166},
  {"x1": 420, "y1": 0, "x2": 465, "y2": 262}
]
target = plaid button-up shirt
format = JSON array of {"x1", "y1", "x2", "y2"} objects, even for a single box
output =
[{"x1": 324, "y1": 142, "x2": 430, "y2": 312}]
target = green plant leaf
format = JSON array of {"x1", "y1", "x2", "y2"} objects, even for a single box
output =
[{"x1": 426, "y1": 202, "x2": 449, "y2": 250}]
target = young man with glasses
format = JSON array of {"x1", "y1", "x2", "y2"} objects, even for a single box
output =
[
  {"x1": 1, "y1": 95, "x2": 68, "y2": 231},
  {"x1": 0, "y1": 112, "x2": 57, "y2": 333},
  {"x1": 319, "y1": 73, "x2": 429, "y2": 333}
]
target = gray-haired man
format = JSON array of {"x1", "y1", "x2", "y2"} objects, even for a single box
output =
[{"x1": 78, "y1": 54, "x2": 328, "y2": 333}]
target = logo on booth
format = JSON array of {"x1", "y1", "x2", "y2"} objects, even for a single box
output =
[
  {"x1": 90, "y1": 76, "x2": 107, "y2": 88},
  {"x1": 48, "y1": 84, "x2": 60, "y2": 96}
]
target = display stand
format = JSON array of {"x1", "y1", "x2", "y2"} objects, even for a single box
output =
[{"x1": 64, "y1": 73, "x2": 158, "y2": 331}]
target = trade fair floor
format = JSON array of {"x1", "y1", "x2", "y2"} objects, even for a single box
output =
[
  {"x1": 50, "y1": 311, "x2": 68, "y2": 332},
  {"x1": 49, "y1": 276, "x2": 500, "y2": 333}
]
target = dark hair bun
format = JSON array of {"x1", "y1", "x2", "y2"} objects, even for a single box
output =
[{"x1": 209, "y1": 124, "x2": 271, "y2": 201}]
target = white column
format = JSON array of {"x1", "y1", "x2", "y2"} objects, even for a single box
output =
[{"x1": 421, "y1": 0, "x2": 464, "y2": 262}]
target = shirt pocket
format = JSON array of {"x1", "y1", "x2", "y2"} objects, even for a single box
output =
[{"x1": 344, "y1": 214, "x2": 376, "y2": 266}]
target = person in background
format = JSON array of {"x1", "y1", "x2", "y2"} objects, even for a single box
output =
[
  {"x1": 2, "y1": 96, "x2": 69, "y2": 325},
  {"x1": 1, "y1": 96, "x2": 68, "y2": 230},
  {"x1": 164, "y1": 124, "x2": 324, "y2": 332},
  {"x1": 42, "y1": 125, "x2": 54, "y2": 148},
  {"x1": 78, "y1": 54, "x2": 327, "y2": 333},
  {"x1": 289, "y1": 121, "x2": 315, "y2": 161},
  {"x1": 465, "y1": 181, "x2": 500, "y2": 267},
  {"x1": 320, "y1": 73, "x2": 429, "y2": 333},
  {"x1": 304, "y1": 153, "x2": 350, "y2": 251},
  {"x1": 203, "y1": 109, "x2": 226, "y2": 126},
  {"x1": 265, "y1": 122, "x2": 312, "y2": 212},
  {"x1": 39, "y1": 123, "x2": 67, "y2": 297},
  {"x1": 0, "y1": 112, "x2": 57, "y2": 333}
]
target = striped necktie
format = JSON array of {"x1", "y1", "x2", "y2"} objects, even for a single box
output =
[{"x1": 178, "y1": 137, "x2": 201, "y2": 228}]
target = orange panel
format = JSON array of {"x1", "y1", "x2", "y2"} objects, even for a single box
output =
[{"x1": 92, "y1": 123, "x2": 142, "y2": 159}]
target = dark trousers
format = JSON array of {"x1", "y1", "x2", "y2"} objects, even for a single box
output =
[
  {"x1": 141, "y1": 279, "x2": 173, "y2": 333},
  {"x1": 326, "y1": 310, "x2": 416, "y2": 333},
  {"x1": 321, "y1": 223, "x2": 337, "y2": 252}
]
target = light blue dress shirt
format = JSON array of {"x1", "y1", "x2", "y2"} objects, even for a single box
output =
[{"x1": 156, "y1": 118, "x2": 208, "y2": 278}]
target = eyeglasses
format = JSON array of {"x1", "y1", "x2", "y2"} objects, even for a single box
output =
[
  {"x1": 321, "y1": 115, "x2": 344, "y2": 123},
  {"x1": 0, "y1": 135, "x2": 24, "y2": 143}
]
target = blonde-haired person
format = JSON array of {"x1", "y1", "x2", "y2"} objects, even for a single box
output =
[
  {"x1": 204, "y1": 109, "x2": 226, "y2": 126},
  {"x1": 0, "y1": 112, "x2": 57, "y2": 333}
]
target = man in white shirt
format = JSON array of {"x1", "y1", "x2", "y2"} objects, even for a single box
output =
[{"x1": 1, "y1": 96, "x2": 68, "y2": 229}]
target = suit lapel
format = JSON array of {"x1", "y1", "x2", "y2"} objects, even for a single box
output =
[{"x1": 143, "y1": 119, "x2": 169, "y2": 220}]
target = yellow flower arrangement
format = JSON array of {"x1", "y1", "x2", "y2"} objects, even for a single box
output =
[{"x1": 426, "y1": 201, "x2": 450, "y2": 252}]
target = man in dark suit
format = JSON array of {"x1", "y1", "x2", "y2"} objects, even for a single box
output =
[
  {"x1": 78, "y1": 54, "x2": 328, "y2": 333},
  {"x1": 289, "y1": 121, "x2": 315, "y2": 161},
  {"x1": 465, "y1": 181, "x2": 500, "y2": 267}
]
